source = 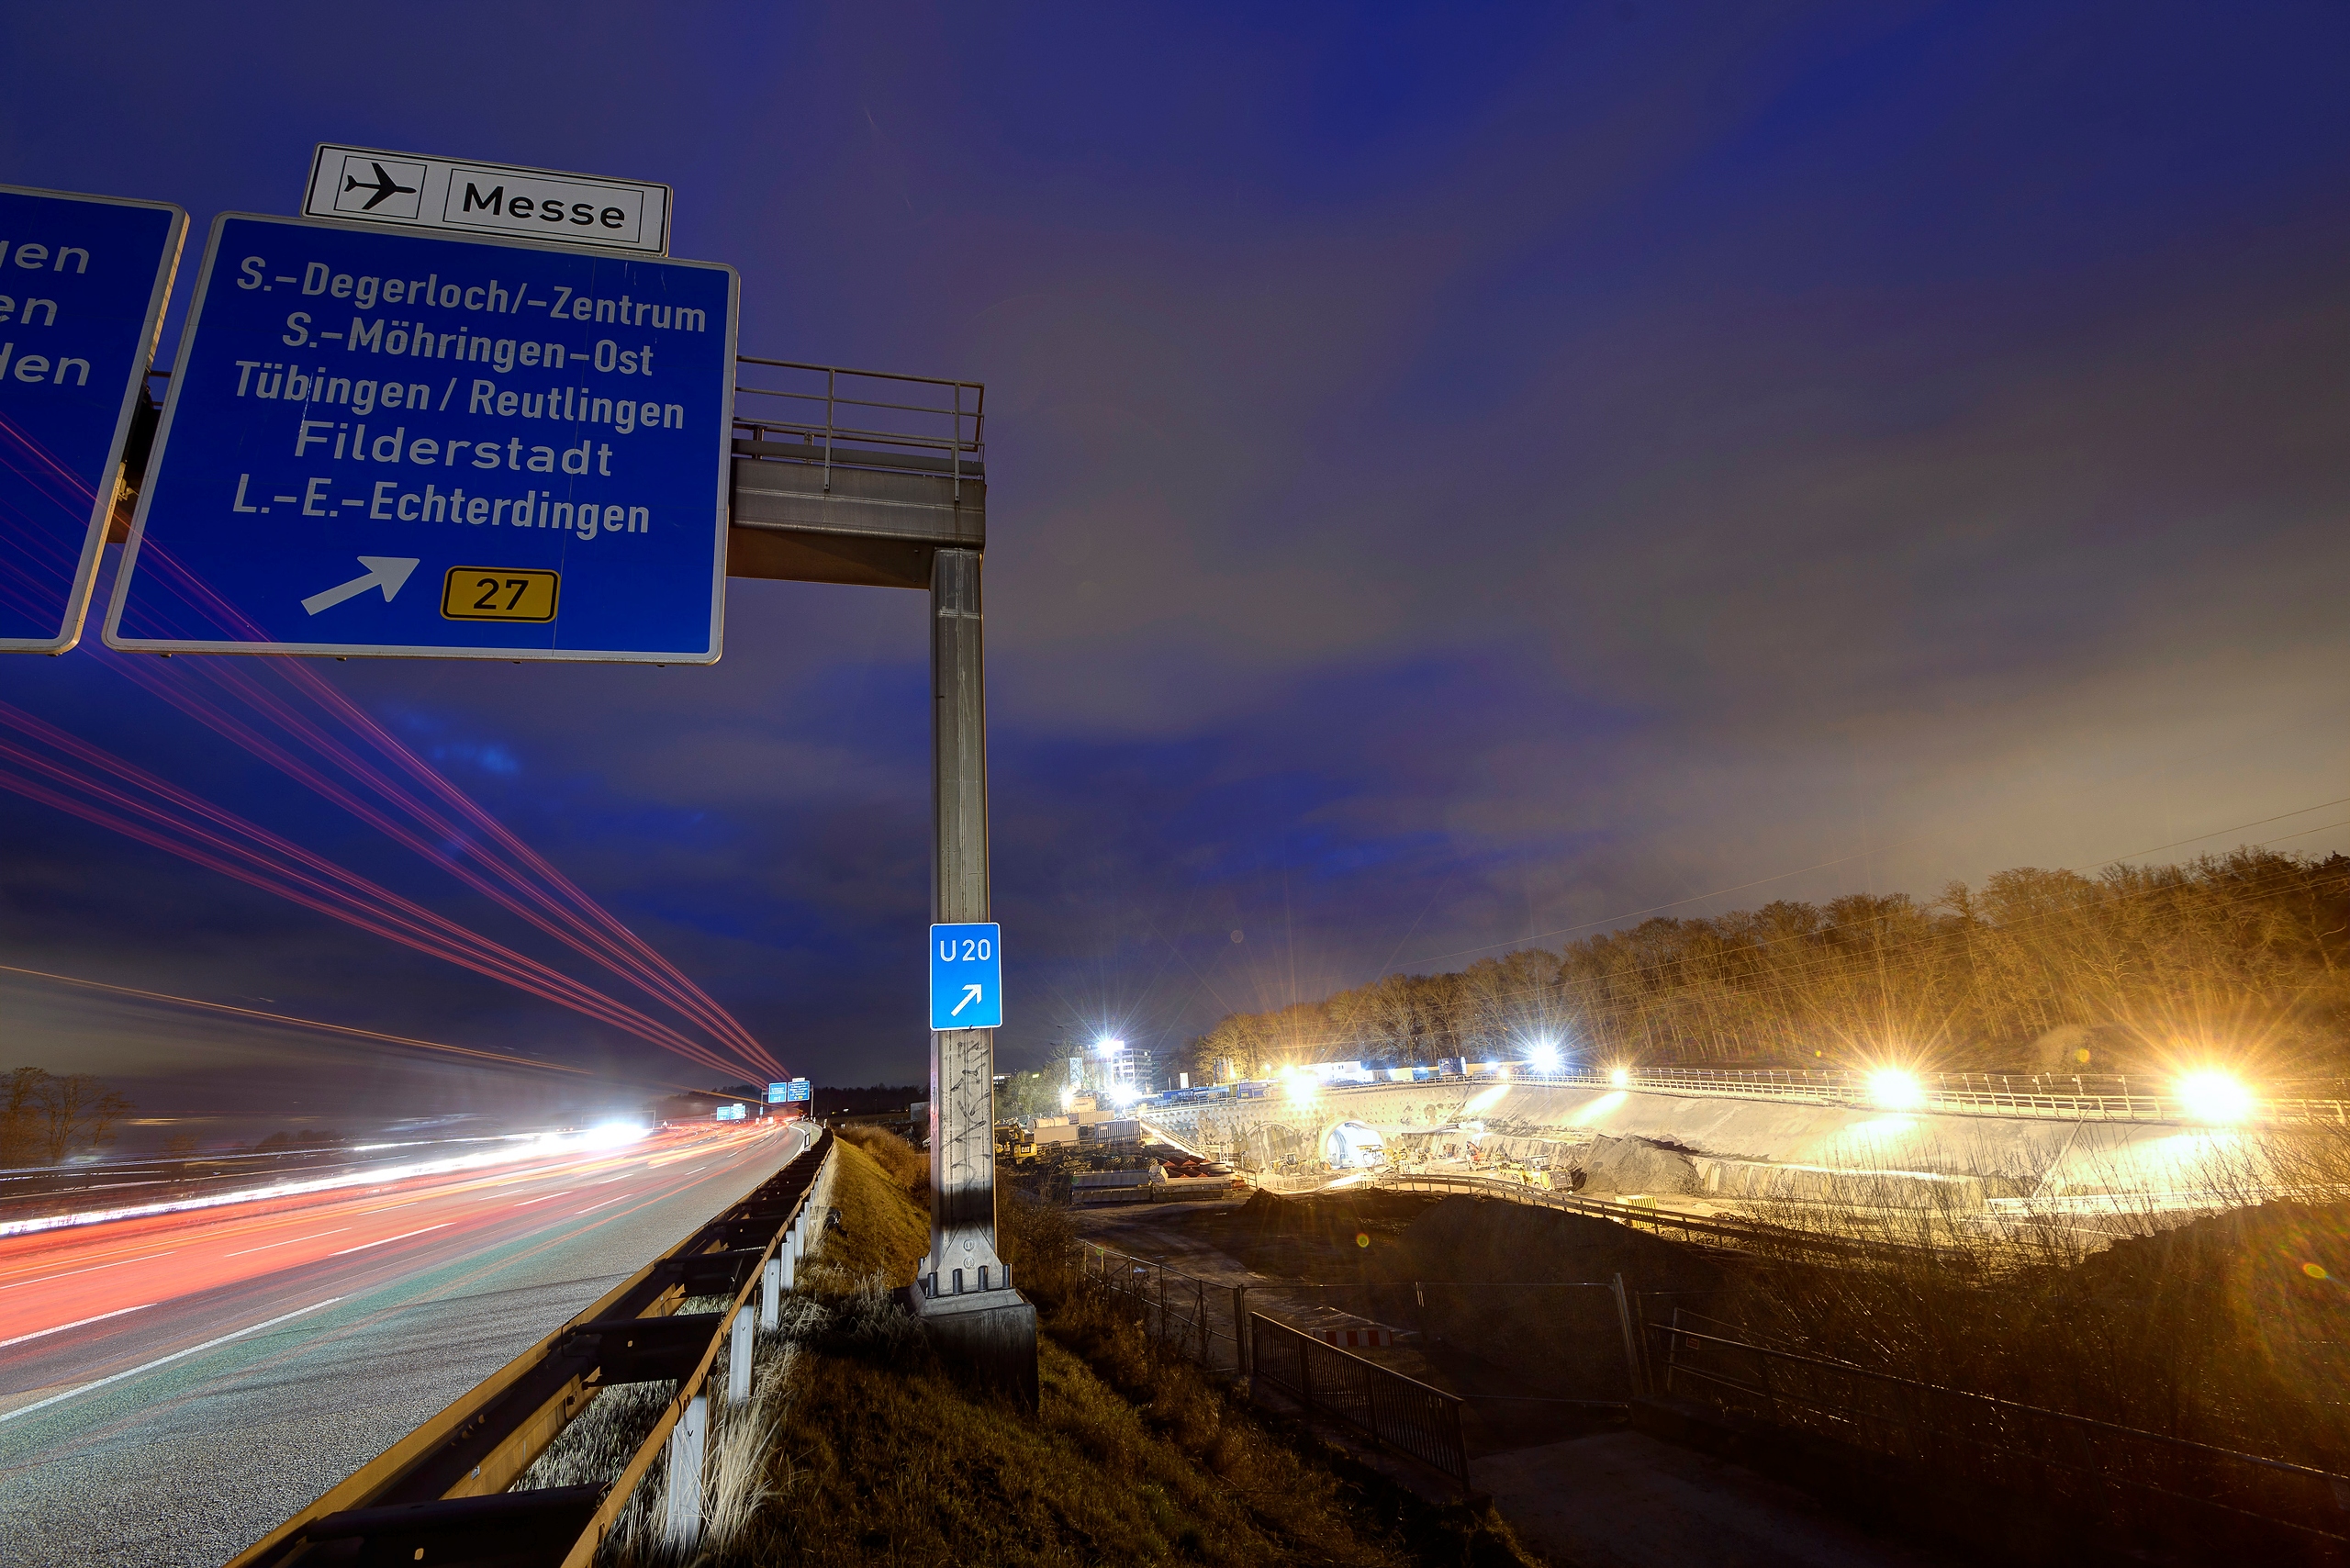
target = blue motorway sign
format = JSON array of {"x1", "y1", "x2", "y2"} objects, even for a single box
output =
[
  {"x1": 0, "y1": 185, "x2": 185, "y2": 654},
  {"x1": 930, "y1": 922, "x2": 1002, "y2": 1031},
  {"x1": 767, "y1": 1078, "x2": 810, "y2": 1103},
  {"x1": 105, "y1": 213, "x2": 738, "y2": 662}
]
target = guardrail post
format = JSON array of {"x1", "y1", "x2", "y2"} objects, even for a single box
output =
[
  {"x1": 761, "y1": 1257, "x2": 782, "y2": 1328},
  {"x1": 664, "y1": 1394, "x2": 706, "y2": 1545},
  {"x1": 728, "y1": 1308, "x2": 755, "y2": 1404}
]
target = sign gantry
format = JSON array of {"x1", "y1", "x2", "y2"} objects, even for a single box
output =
[
  {"x1": 0, "y1": 184, "x2": 185, "y2": 653},
  {"x1": 104, "y1": 214, "x2": 738, "y2": 663},
  {"x1": 3, "y1": 145, "x2": 1030, "y2": 1396}
]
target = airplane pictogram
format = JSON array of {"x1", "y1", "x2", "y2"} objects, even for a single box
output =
[{"x1": 341, "y1": 161, "x2": 417, "y2": 211}]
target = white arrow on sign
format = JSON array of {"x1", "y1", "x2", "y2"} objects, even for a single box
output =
[
  {"x1": 950, "y1": 983, "x2": 984, "y2": 1017},
  {"x1": 301, "y1": 556, "x2": 420, "y2": 616}
]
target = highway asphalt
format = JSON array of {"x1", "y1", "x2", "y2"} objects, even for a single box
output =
[{"x1": 0, "y1": 1119, "x2": 803, "y2": 1567}]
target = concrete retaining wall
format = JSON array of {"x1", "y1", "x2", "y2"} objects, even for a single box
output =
[{"x1": 1147, "y1": 1080, "x2": 2293, "y2": 1211}]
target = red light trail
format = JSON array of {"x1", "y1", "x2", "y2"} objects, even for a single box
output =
[{"x1": 1, "y1": 409, "x2": 786, "y2": 1083}]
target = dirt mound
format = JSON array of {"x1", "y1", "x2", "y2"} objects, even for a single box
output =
[
  {"x1": 1575, "y1": 1134, "x2": 1700, "y2": 1196},
  {"x1": 2066, "y1": 1200, "x2": 2348, "y2": 1294},
  {"x1": 1236, "y1": 1186, "x2": 1429, "y2": 1235},
  {"x1": 1398, "y1": 1193, "x2": 1719, "y2": 1291}
]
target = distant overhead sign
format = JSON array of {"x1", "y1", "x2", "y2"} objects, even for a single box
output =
[
  {"x1": 303, "y1": 144, "x2": 671, "y2": 255},
  {"x1": 0, "y1": 185, "x2": 185, "y2": 654},
  {"x1": 767, "y1": 1078, "x2": 811, "y2": 1104},
  {"x1": 105, "y1": 213, "x2": 738, "y2": 663},
  {"x1": 930, "y1": 922, "x2": 1002, "y2": 1031}
]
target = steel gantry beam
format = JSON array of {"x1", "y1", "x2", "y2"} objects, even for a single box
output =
[{"x1": 725, "y1": 359, "x2": 1035, "y2": 1399}]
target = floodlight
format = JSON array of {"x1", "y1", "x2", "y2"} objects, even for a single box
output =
[
  {"x1": 2176, "y1": 1069, "x2": 2253, "y2": 1125},
  {"x1": 1528, "y1": 1041, "x2": 1563, "y2": 1072},
  {"x1": 1607, "y1": 1066, "x2": 1630, "y2": 1088},
  {"x1": 1866, "y1": 1069, "x2": 1925, "y2": 1111}
]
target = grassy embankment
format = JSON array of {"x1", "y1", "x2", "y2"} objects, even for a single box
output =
[{"x1": 726, "y1": 1126, "x2": 1537, "y2": 1566}]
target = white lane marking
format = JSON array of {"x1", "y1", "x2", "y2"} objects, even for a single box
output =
[
  {"x1": 0, "y1": 1303, "x2": 156, "y2": 1349},
  {"x1": 575, "y1": 1197, "x2": 625, "y2": 1215},
  {"x1": 0, "y1": 1258, "x2": 143, "y2": 1291},
  {"x1": 328, "y1": 1224, "x2": 451, "y2": 1256},
  {"x1": 224, "y1": 1230, "x2": 349, "y2": 1257},
  {"x1": 512, "y1": 1192, "x2": 573, "y2": 1207},
  {"x1": 0, "y1": 1297, "x2": 341, "y2": 1425}
]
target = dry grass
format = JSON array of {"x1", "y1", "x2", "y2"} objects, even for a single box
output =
[
  {"x1": 723, "y1": 1138, "x2": 1537, "y2": 1567},
  {"x1": 832, "y1": 1122, "x2": 927, "y2": 1201}
]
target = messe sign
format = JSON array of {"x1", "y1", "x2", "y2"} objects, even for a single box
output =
[
  {"x1": 930, "y1": 922, "x2": 1002, "y2": 1030},
  {"x1": 105, "y1": 214, "x2": 738, "y2": 662},
  {"x1": 302, "y1": 144, "x2": 671, "y2": 255},
  {"x1": 0, "y1": 185, "x2": 185, "y2": 653},
  {"x1": 766, "y1": 1078, "x2": 810, "y2": 1104}
]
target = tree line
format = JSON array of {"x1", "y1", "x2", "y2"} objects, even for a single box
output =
[
  {"x1": 3, "y1": 1067, "x2": 134, "y2": 1167},
  {"x1": 1171, "y1": 850, "x2": 2350, "y2": 1081}
]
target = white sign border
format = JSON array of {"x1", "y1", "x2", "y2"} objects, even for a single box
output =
[
  {"x1": 0, "y1": 184, "x2": 186, "y2": 656},
  {"x1": 302, "y1": 144, "x2": 673, "y2": 256},
  {"x1": 101, "y1": 212, "x2": 738, "y2": 666}
]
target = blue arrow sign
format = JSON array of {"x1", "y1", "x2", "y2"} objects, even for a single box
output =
[
  {"x1": 104, "y1": 213, "x2": 738, "y2": 662},
  {"x1": 0, "y1": 185, "x2": 185, "y2": 654},
  {"x1": 931, "y1": 922, "x2": 1002, "y2": 1031}
]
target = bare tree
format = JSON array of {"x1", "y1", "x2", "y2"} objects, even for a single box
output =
[
  {"x1": 3, "y1": 1067, "x2": 51, "y2": 1167},
  {"x1": 1193, "y1": 850, "x2": 2350, "y2": 1076},
  {"x1": 31, "y1": 1073, "x2": 134, "y2": 1164}
]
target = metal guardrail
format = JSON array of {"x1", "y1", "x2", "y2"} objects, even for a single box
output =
[
  {"x1": 227, "y1": 1126, "x2": 835, "y2": 1568},
  {"x1": 1388, "y1": 1068, "x2": 2350, "y2": 1127},
  {"x1": 1364, "y1": 1170, "x2": 1956, "y2": 1267},
  {"x1": 1248, "y1": 1313, "x2": 1471, "y2": 1491},
  {"x1": 731, "y1": 357, "x2": 982, "y2": 494},
  {"x1": 1648, "y1": 1310, "x2": 2350, "y2": 1553}
]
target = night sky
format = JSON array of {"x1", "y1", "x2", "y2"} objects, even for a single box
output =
[{"x1": 6, "y1": 5, "x2": 2350, "y2": 1129}]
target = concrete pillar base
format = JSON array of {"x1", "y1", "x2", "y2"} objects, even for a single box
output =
[{"x1": 912, "y1": 1284, "x2": 1037, "y2": 1409}]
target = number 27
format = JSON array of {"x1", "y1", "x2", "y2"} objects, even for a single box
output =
[{"x1": 473, "y1": 577, "x2": 530, "y2": 610}]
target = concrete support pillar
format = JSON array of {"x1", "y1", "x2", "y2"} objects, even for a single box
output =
[{"x1": 917, "y1": 546, "x2": 1036, "y2": 1404}]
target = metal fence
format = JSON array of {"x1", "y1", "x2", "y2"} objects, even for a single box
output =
[
  {"x1": 1650, "y1": 1309, "x2": 2350, "y2": 1558},
  {"x1": 1491, "y1": 1067, "x2": 2350, "y2": 1126},
  {"x1": 1248, "y1": 1314, "x2": 1470, "y2": 1490},
  {"x1": 1367, "y1": 1170, "x2": 1951, "y2": 1267},
  {"x1": 1080, "y1": 1242, "x2": 1243, "y2": 1375},
  {"x1": 731, "y1": 357, "x2": 983, "y2": 494},
  {"x1": 1076, "y1": 1244, "x2": 1475, "y2": 1489}
]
